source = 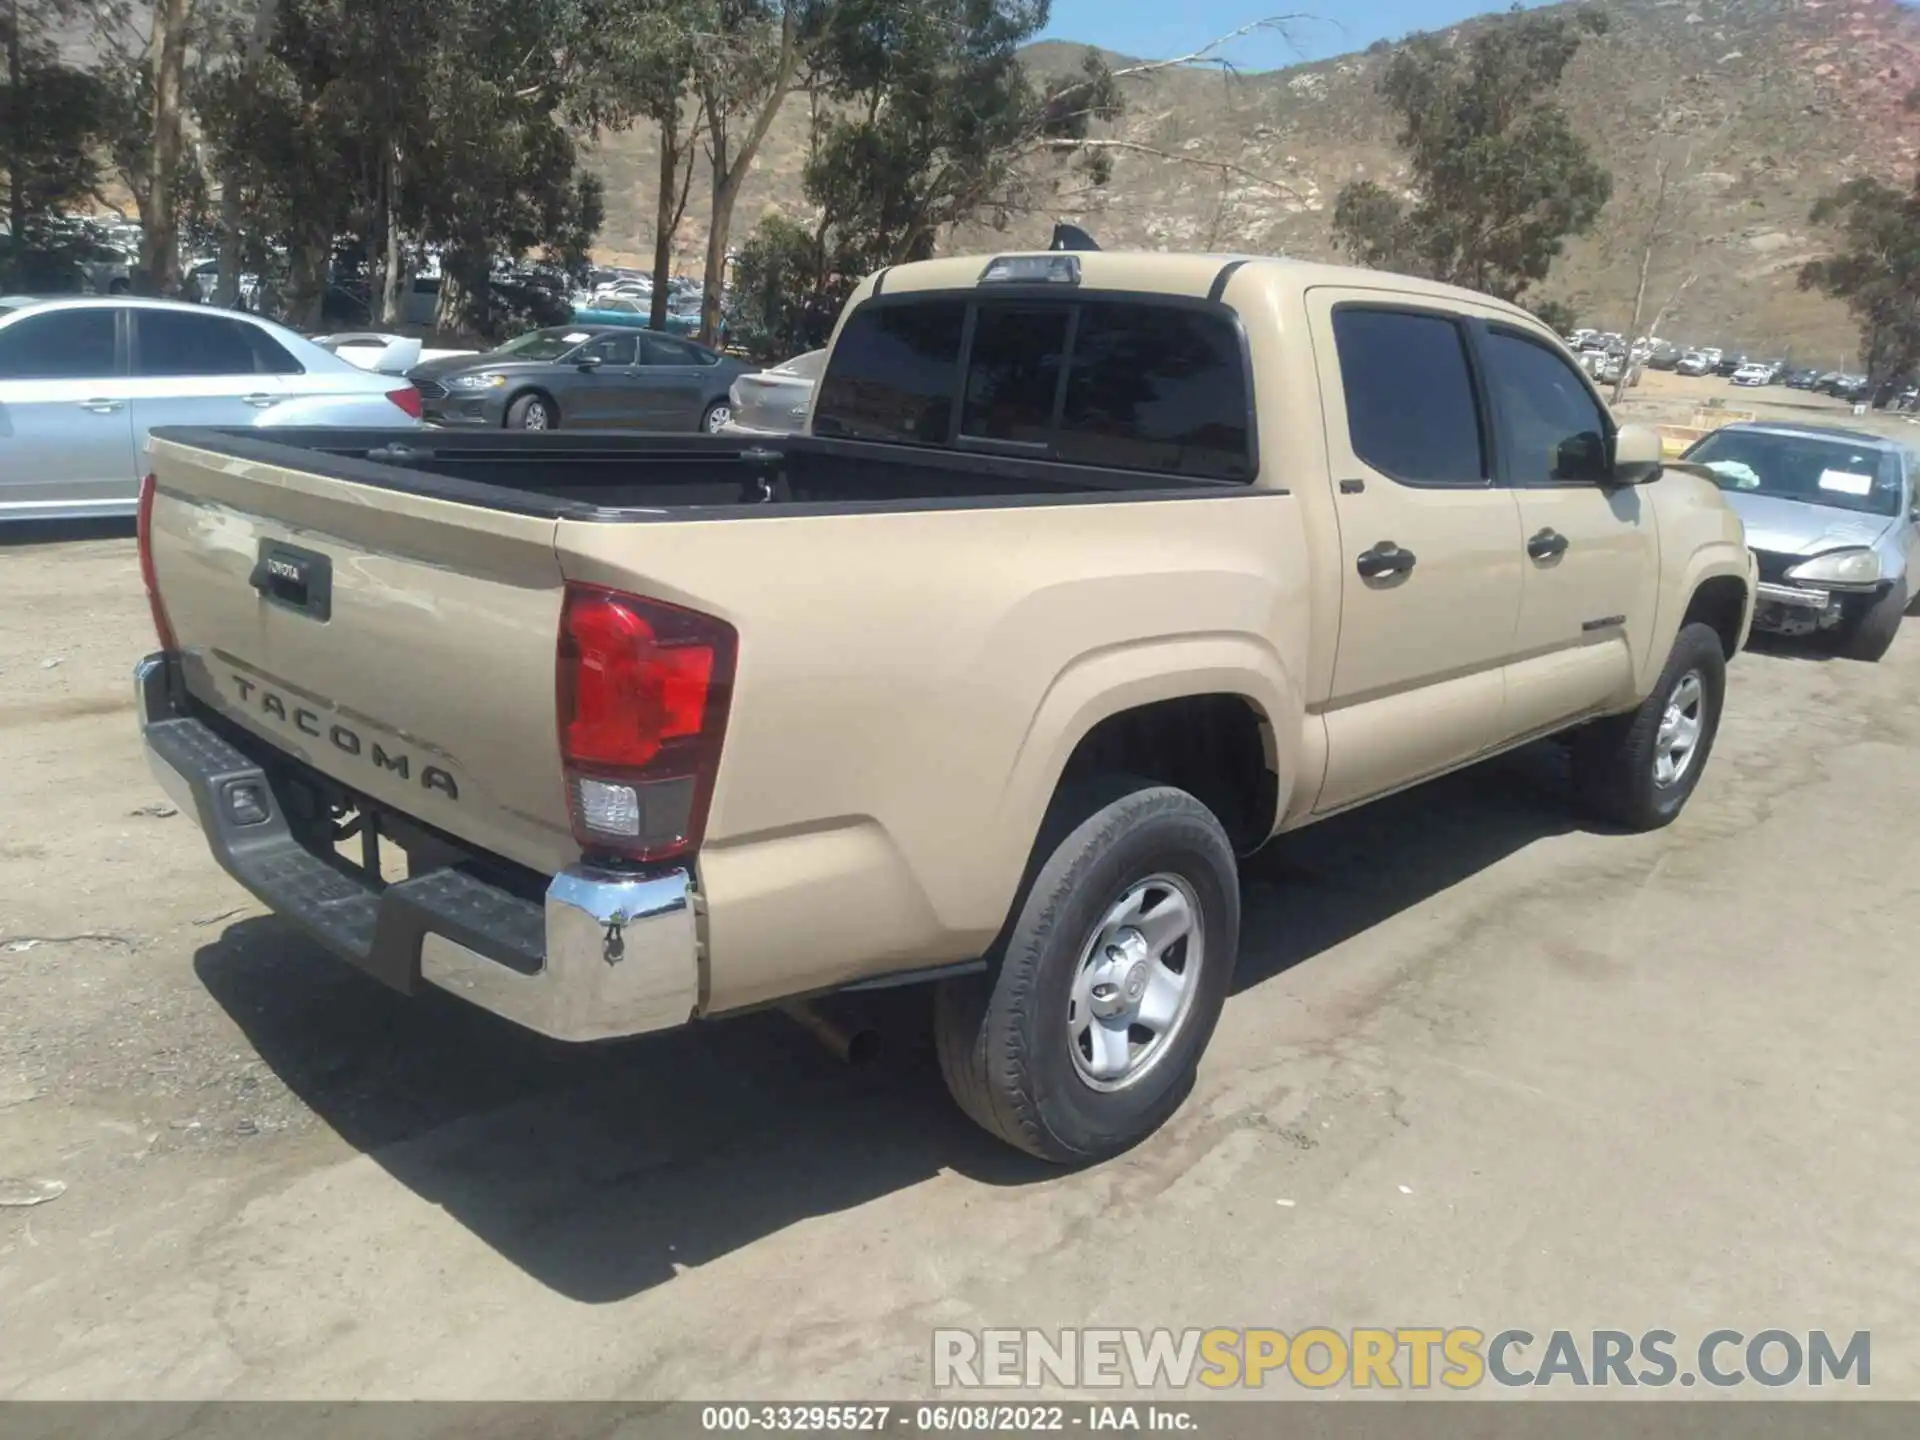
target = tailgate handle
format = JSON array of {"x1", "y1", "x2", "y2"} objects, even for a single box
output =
[{"x1": 249, "y1": 542, "x2": 333, "y2": 622}]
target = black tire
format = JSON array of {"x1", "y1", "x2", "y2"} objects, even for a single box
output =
[
  {"x1": 506, "y1": 392, "x2": 556, "y2": 431},
  {"x1": 1570, "y1": 621, "x2": 1726, "y2": 831},
  {"x1": 934, "y1": 778, "x2": 1239, "y2": 1164},
  {"x1": 1837, "y1": 583, "x2": 1907, "y2": 662},
  {"x1": 700, "y1": 400, "x2": 732, "y2": 434}
]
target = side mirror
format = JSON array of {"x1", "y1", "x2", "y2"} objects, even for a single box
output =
[
  {"x1": 1609, "y1": 423, "x2": 1664, "y2": 486},
  {"x1": 577, "y1": 353, "x2": 603, "y2": 371}
]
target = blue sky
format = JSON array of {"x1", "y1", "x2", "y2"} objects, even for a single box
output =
[
  {"x1": 1037, "y1": 0, "x2": 1920, "y2": 66},
  {"x1": 1037, "y1": 0, "x2": 1554, "y2": 68}
]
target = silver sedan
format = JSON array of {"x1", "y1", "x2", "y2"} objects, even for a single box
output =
[
  {"x1": 718, "y1": 348, "x2": 826, "y2": 437},
  {"x1": 1683, "y1": 422, "x2": 1920, "y2": 662},
  {"x1": 0, "y1": 296, "x2": 424, "y2": 523}
]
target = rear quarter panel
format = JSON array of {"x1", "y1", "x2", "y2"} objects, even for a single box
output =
[{"x1": 556, "y1": 492, "x2": 1309, "y2": 1011}]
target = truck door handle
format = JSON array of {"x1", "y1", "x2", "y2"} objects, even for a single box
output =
[
  {"x1": 78, "y1": 398, "x2": 124, "y2": 414},
  {"x1": 241, "y1": 393, "x2": 276, "y2": 408},
  {"x1": 1356, "y1": 542, "x2": 1416, "y2": 579},
  {"x1": 1527, "y1": 528, "x2": 1570, "y2": 561}
]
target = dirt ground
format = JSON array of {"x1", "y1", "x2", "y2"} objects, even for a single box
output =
[
  {"x1": 1616, "y1": 368, "x2": 1920, "y2": 444},
  {"x1": 3, "y1": 516, "x2": 1920, "y2": 1401}
]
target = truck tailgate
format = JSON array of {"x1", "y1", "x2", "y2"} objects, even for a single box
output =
[{"x1": 145, "y1": 434, "x2": 577, "y2": 875}]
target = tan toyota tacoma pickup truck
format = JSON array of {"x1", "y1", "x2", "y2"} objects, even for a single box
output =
[{"x1": 135, "y1": 250, "x2": 1756, "y2": 1161}]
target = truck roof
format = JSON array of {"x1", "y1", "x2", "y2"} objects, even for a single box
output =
[{"x1": 867, "y1": 250, "x2": 1542, "y2": 324}]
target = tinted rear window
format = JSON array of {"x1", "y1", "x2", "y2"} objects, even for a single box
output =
[
  {"x1": 813, "y1": 300, "x2": 967, "y2": 445},
  {"x1": 961, "y1": 304, "x2": 1070, "y2": 445},
  {"x1": 813, "y1": 296, "x2": 1252, "y2": 479}
]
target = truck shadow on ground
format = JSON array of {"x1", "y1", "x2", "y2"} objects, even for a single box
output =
[{"x1": 194, "y1": 740, "x2": 1585, "y2": 1304}]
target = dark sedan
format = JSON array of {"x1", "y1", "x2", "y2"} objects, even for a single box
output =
[{"x1": 407, "y1": 325, "x2": 750, "y2": 433}]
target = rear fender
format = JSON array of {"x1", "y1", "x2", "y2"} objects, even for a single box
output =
[{"x1": 984, "y1": 634, "x2": 1307, "y2": 907}]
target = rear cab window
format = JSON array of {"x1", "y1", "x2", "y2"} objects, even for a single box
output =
[{"x1": 813, "y1": 292, "x2": 1254, "y2": 481}]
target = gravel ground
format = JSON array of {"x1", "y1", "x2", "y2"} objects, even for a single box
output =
[{"x1": 2, "y1": 519, "x2": 1919, "y2": 1401}]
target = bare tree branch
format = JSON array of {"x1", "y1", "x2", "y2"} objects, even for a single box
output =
[
  {"x1": 1035, "y1": 138, "x2": 1305, "y2": 200},
  {"x1": 1107, "y1": 17, "x2": 1306, "y2": 81}
]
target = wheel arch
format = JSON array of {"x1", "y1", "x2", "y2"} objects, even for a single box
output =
[
  {"x1": 1681, "y1": 572, "x2": 1752, "y2": 660},
  {"x1": 994, "y1": 636, "x2": 1307, "y2": 881}
]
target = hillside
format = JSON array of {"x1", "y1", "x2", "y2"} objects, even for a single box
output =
[{"x1": 586, "y1": 0, "x2": 1920, "y2": 364}]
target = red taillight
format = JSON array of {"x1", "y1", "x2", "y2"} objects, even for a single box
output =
[
  {"x1": 386, "y1": 384, "x2": 423, "y2": 419},
  {"x1": 137, "y1": 472, "x2": 178, "y2": 651},
  {"x1": 556, "y1": 586, "x2": 736, "y2": 862}
]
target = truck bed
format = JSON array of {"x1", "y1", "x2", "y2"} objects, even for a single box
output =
[{"x1": 152, "y1": 426, "x2": 1246, "y2": 519}]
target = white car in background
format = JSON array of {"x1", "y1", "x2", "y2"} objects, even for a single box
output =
[
  {"x1": 311, "y1": 332, "x2": 479, "y2": 374},
  {"x1": 0, "y1": 296, "x2": 424, "y2": 523},
  {"x1": 1731, "y1": 361, "x2": 1777, "y2": 387},
  {"x1": 719, "y1": 348, "x2": 827, "y2": 436}
]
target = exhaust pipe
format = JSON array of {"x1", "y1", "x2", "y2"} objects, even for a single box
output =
[{"x1": 780, "y1": 1000, "x2": 881, "y2": 1066}]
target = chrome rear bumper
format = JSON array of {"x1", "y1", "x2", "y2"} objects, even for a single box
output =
[{"x1": 136, "y1": 653, "x2": 699, "y2": 1042}]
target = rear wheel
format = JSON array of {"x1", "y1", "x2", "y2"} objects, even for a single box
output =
[
  {"x1": 701, "y1": 401, "x2": 731, "y2": 434},
  {"x1": 1836, "y1": 582, "x2": 1906, "y2": 662},
  {"x1": 1570, "y1": 621, "x2": 1726, "y2": 831},
  {"x1": 934, "y1": 779, "x2": 1239, "y2": 1163},
  {"x1": 507, "y1": 393, "x2": 555, "y2": 431}
]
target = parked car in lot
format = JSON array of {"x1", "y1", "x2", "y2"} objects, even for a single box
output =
[
  {"x1": 569, "y1": 292, "x2": 700, "y2": 337},
  {"x1": 1715, "y1": 352, "x2": 1750, "y2": 377},
  {"x1": 136, "y1": 249, "x2": 1754, "y2": 1160},
  {"x1": 718, "y1": 348, "x2": 826, "y2": 436},
  {"x1": 0, "y1": 295, "x2": 422, "y2": 522},
  {"x1": 406, "y1": 323, "x2": 749, "y2": 432},
  {"x1": 186, "y1": 260, "x2": 263, "y2": 309},
  {"x1": 310, "y1": 332, "x2": 479, "y2": 373},
  {"x1": 1677, "y1": 350, "x2": 1716, "y2": 377},
  {"x1": 1731, "y1": 361, "x2": 1777, "y2": 387},
  {"x1": 1684, "y1": 423, "x2": 1917, "y2": 661},
  {"x1": 1783, "y1": 367, "x2": 1822, "y2": 390}
]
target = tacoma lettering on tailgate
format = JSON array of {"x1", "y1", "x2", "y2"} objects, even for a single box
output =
[{"x1": 230, "y1": 675, "x2": 460, "y2": 800}]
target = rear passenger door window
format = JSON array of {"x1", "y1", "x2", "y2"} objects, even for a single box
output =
[
  {"x1": 1331, "y1": 307, "x2": 1487, "y2": 486},
  {"x1": 134, "y1": 310, "x2": 302, "y2": 378}
]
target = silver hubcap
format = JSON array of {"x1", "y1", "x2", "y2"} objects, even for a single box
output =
[
  {"x1": 705, "y1": 405, "x2": 731, "y2": 432},
  {"x1": 1067, "y1": 874, "x2": 1204, "y2": 1092},
  {"x1": 1654, "y1": 670, "x2": 1706, "y2": 787},
  {"x1": 523, "y1": 403, "x2": 549, "y2": 431}
]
